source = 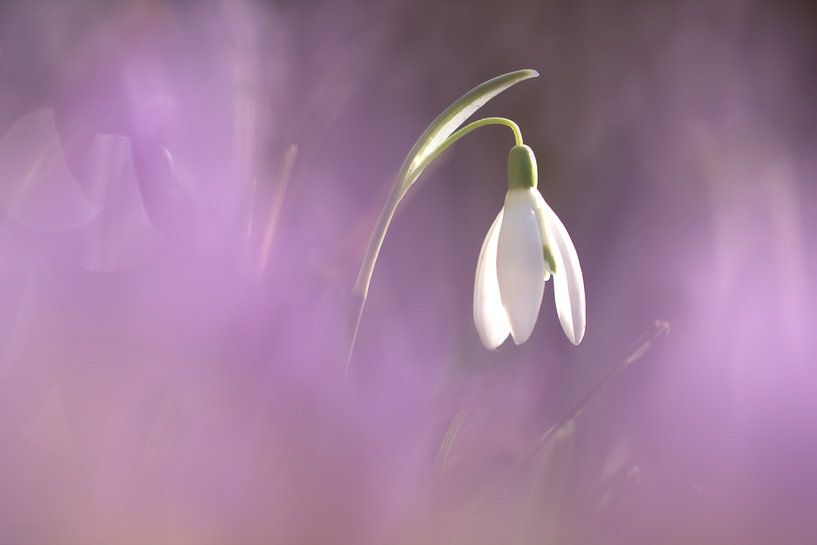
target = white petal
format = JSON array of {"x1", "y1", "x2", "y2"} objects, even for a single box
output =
[
  {"x1": 497, "y1": 189, "x2": 546, "y2": 344},
  {"x1": 534, "y1": 194, "x2": 586, "y2": 345},
  {"x1": 473, "y1": 209, "x2": 511, "y2": 349}
]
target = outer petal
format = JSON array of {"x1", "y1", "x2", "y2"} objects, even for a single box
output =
[
  {"x1": 497, "y1": 189, "x2": 546, "y2": 344},
  {"x1": 473, "y1": 209, "x2": 511, "y2": 349},
  {"x1": 534, "y1": 193, "x2": 586, "y2": 345}
]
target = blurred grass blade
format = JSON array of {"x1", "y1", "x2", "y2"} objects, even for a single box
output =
[
  {"x1": 348, "y1": 69, "x2": 539, "y2": 368},
  {"x1": 524, "y1": 419, "x2": 575, "y2": 544},
  {"x1": 452, "y1": 320, "x2": 670, "y2": 536}
]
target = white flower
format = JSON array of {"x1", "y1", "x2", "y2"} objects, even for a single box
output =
[{"x1": 473, "y1": 145, "x2": 585, "y2": 349}]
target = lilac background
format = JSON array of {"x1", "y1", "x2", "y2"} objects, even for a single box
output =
[{"x1": 0, "y1": 0, "x2": 815, "y2": 543}]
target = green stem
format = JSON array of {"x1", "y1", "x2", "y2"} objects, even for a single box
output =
[
  {"x1": 413, "y1": 117, "x2": 523, "y2": 174},
  {"x1": 455, "y1": 117, "x2": 523, "y2": 146}
]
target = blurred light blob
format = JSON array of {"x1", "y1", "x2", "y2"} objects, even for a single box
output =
[
  {"x1": 0, "y1": 109, "x2": 98, "y2": 232},
  {"x1": 474, "y1": 145, "x2": 586, "y2": 349},
  {"x1": 71, "y1": 135, "x2": 163, "y2": 272}
]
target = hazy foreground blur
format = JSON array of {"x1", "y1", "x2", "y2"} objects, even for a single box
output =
[{"x1": 0, "y1": 1, "x2": 815, "y2": 543}]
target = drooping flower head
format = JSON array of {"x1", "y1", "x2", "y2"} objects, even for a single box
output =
[{"x1": 474, "y1": 144, "x2": 585, "y2": 349}]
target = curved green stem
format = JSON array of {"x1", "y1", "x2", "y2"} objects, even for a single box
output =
[
  {"x1": 462, "y1": 117, "x2": 523, "y2": 146},
  {"x1": 457, "y1": 116, "x2": 523, "y2": 146},
  {"x1": 413, "y1": 117, "x2": 523, "y2": 174}
]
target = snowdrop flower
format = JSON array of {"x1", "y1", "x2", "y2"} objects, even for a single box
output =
[{"x1": 474, "y1": 144, "x2": 585, "y2": 349}]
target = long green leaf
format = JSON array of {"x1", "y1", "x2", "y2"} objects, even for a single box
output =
[{"x1": 348, "y1": 69, "x2": 539, "y2": 366}]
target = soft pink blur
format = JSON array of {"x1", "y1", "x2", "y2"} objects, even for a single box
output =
[{"x1": 0, "y1": 1, "x2": 815, "y2": 544}]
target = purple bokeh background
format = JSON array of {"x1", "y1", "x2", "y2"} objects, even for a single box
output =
[{"x1": 0, "y1": 1, "x2": 815, "y2": 543}]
